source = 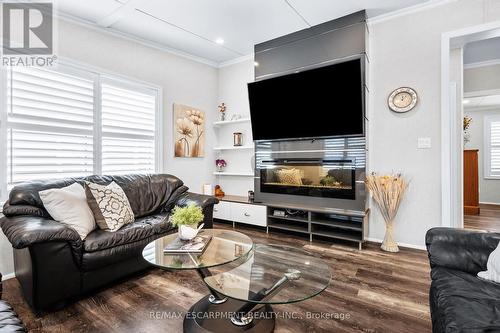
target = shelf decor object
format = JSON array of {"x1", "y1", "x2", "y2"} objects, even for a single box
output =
[
  {"x1": 215, "y1": 159, "x2": 227, "y2": 172},
  {"x1": 218, "y1": 102, "x2": 227, "y2": 121},
  {"x1": 463, "y1": 116, "x2": 472, "y2": 146},
  {"x1": 233, "y1": 132, "x2": 243, "y2": 146},
  {"x1": 365, "y1": 173, "x2": 408, "y2": 253}
]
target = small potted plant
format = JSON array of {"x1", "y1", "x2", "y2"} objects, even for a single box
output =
[
  {"x1": 170, "y1": 204, "x2": 205, "y2": 240},
  {"x1": 216, "y1": 159, "x2": 227, "y2": 172}
]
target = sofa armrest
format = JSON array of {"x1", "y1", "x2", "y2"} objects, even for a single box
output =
[
  {"x1": 174, "y1": 192, "x2": 219, "y2": 229},
  {"x1": 426, "y1": 227, "x2": 500, "y2": 275},
  {"x1": 0, "y1": 215, "x2": 82, "y2": 250}
]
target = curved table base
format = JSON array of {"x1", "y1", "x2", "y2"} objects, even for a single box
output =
[{"x1": 183, "y1": 294, "x2": 275, "y2": 333}]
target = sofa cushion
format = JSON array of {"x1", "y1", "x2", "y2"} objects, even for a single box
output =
[
  {"x1": 0, "y1": 300, "x2": 26, "y2": 333},
  {"x1": 430, "y1": 267, "x2": 500, "y2": 332},
  {"x1": 83, "y1": 213, "x2": 172, "y2": 253}
]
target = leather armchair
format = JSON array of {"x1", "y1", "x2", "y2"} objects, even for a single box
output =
[
  {"x1": 0, "y1": 273, "x2": 26, "y2": 332},
  {"x1": 426, "y1": 227, "x2": 500, "y2": 333},
  {"x1": 0, "y1": 174, "x2": 218, "y2": 312}
]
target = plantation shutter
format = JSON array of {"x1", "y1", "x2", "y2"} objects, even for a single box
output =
[
  {"x1": 101, "y1": 81, "x2": 157, "y2": 175},
  {"x1": 7, "y1": 67, "x2": 95, "y2": 185},
  {"x1": 489, "y1": 119, "x2": 500, "y2": 177}
]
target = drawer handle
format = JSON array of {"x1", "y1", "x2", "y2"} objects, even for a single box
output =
[
  {"x1": 214, "y1": 208, "x2": 218, "y2": 212},
  {"x1": 244, "y1": 212, "x2": 250, "y2": 217}
]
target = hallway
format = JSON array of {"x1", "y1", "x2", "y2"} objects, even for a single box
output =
[{"x1": 464, "y1": 204, "x2": 500, "y2": 232}]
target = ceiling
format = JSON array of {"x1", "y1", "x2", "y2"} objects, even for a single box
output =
[
  {"x1": 54, "y1": 0, "x2": 431, "y2": 65},
  {"x1": 464, "y1": 37, "x2": 500, "y2": 65}
]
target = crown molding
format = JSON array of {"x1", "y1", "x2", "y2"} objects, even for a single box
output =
[
  {"x1": 55, "y1": 11, "x2": 220, "y2": 68},
  {"x1": 464, "y1": 58, "x2": 500, "y2": 69},
  {"x1": 218, "y1": 54, "x2": 254, "y2": 68},
  {"x1": 367, "y1": 0, "x2": 459, "y2": 25}
]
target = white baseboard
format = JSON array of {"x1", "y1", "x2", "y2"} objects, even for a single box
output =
[
  {"x1": 365, "y1": 237, "x2": 427, "y2": 251},
  {"x1": 1, "y1": 272, "x2": 15, "y2": 281},
  {"x1": 479, "y1": 201, "x2": 500, "y2": 206}
]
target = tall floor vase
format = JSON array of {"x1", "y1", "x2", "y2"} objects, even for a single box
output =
[
  {"x1": 381, "y1": 220, "x2": 399, "y2": 253},
  {"x1": 365, "y1": 173, "x2": 408, "y2": 253}
]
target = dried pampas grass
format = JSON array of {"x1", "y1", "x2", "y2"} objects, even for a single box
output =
[{"x1": 365, "y1": 173, "x2": 409, "y2": 252}]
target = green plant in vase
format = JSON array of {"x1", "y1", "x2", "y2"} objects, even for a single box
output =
[{"x1": 170, "y1": 204, "x2": 205, "y2": 240}]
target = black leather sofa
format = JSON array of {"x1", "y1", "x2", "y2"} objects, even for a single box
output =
[
  {"x1": 0, "y1": 273, "x2": 26, "y2": 332},
  {"x1": 0, "y1": 174, "x2": 218, "y2": 312},
  {"x1": 426, "y1": 227, "x2": 500, "y2": 333}
]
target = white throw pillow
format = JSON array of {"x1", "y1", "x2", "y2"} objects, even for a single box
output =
[
  {"x1": 39, "y1": 183, "x2": 96, "y2": 240},
  {"x1": 84, "y1": 181, "x2": 135, "y2": 232},
  {"x1": 478, "y1": 241, "x2": 500, "y2": 283}
]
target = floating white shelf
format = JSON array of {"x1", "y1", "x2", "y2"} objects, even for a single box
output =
[
  {"x1": 213, "y1": 118, "x2": 251, "y2": 127},
  {"x1": 213, "y1": 172, "x2": 254, "y2": 177},
  {"x1": 213, "y1": 146, "x2": 254, "y2": 151}
]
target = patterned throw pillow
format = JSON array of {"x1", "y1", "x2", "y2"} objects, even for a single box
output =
[
  {"x1": 85, "y1": 181, "x2": 134, "y2": 231},
  {"x1": 276, "y1": 168, "x2": 303, "y2": 185}
]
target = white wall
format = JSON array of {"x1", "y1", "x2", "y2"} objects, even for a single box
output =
[
  {"x1": 464, "y1": 108, "x2": 500, "y2": 204},
  {"x1": 465, "y1": 64, "x2": 500, "y2": 92},
  {"x1": 367, "y1": 0, "x2": 500, "y2": 247},
  {"x1": 0, "y1": 18, "x2": 219, "y2": 277}
]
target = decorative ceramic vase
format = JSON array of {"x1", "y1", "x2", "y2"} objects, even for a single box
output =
[
  {"x1": 216, "y1": 165, "x2": 224, "y2": 172},
  {"x1": 220, "y1": 112, "x2": 226, "y2": 121},
  {"x1": 233, "y1": 132, "x2": 243, "y2": 146},
  {"x1": 178, "y1": 225, "x2": 201, "y2": 241}
]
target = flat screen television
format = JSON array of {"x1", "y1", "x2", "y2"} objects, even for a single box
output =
[{"x1": 248, "y1": 58, "x2": 364, "y2": 141}]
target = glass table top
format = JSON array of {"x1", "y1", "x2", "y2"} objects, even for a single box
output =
[
  {"x1": 203, "y1": 244, "x2": 331, "y2": 305},
  {"x1": 142, "y1": 229, "x2": 253, "y2": 270}
]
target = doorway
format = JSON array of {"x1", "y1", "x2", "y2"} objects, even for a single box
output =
[
  {"x1": 462, "y1": 37, "x2": 500, "y2": 231},
  {"x1": 441, "y1": 22, "x2": 500, "y2": 229}
]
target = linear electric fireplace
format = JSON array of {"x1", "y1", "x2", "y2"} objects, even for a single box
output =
[
  {"x1": 254, "y1": 138, "x2": 366, "y2": 211},
  {"x1": 260, "y1": 158, "x2": 355, "y2": 199}
]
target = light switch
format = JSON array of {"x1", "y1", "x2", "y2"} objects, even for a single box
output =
[{"x1": 418, "y1": 137, "x2": 431, "y2": 149}]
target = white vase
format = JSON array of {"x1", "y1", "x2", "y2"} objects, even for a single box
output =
[{"x1": 178, "y1": 225, "x2": 200, "y2": 240}]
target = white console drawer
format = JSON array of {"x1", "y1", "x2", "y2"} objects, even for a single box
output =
[
  {"x1": 213, "y1": 201, "x2": 231, "y2": 220},
  {"x1": 230, "y1": 203, "x2": 267, "y2": 227}
]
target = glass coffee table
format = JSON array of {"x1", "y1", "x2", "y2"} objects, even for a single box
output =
[{"x1": 142, "y1": 230, "x2": 331, "y2": 333}]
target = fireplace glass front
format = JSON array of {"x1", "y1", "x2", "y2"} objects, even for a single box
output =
[{"x1": 260, "y1": 159, "x2": 356, "y2": 199}]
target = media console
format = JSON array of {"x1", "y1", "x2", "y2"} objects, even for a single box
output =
[{"x1": 213, "y1": 195, "x2": 367, "y2": 250}]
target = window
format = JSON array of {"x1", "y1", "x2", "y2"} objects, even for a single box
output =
[
  {"x1": 101, "y1": 81, "x2": 157, "y2": 175},
  {"x1": 484, "y1": 115, "x2": 500, "y2": 179},
  {"x1": 1, "y1": 63, "x2": 161, "y2": 199}
]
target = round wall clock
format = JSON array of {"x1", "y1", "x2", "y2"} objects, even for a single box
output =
[{"x1": 388, "y1": 87, "x2": 418, "y2": 113}]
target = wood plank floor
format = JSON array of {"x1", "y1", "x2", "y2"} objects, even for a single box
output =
[
  {"x1": 464, "y1": 204, "x2": 500, "y2": 232},
  {"x1": 2, "y1": 222, "x2": 431, "y2": 333}
]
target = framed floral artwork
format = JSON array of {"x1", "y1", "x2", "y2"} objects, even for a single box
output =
[{"x1": 173, "y1": 103, "x2": 205, "y2": 157}]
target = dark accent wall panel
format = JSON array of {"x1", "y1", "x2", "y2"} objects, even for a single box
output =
[
  {"x1": 251, "y1": 10, "x2": 368, "y2": 211},
  {"x1": 255, "y1": 10, "x2": 367, "y2": 80}
]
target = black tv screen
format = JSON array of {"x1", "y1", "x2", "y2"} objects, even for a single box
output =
[{"x1": 248, "y1": 59, "x2": 364, "y2": 141}]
